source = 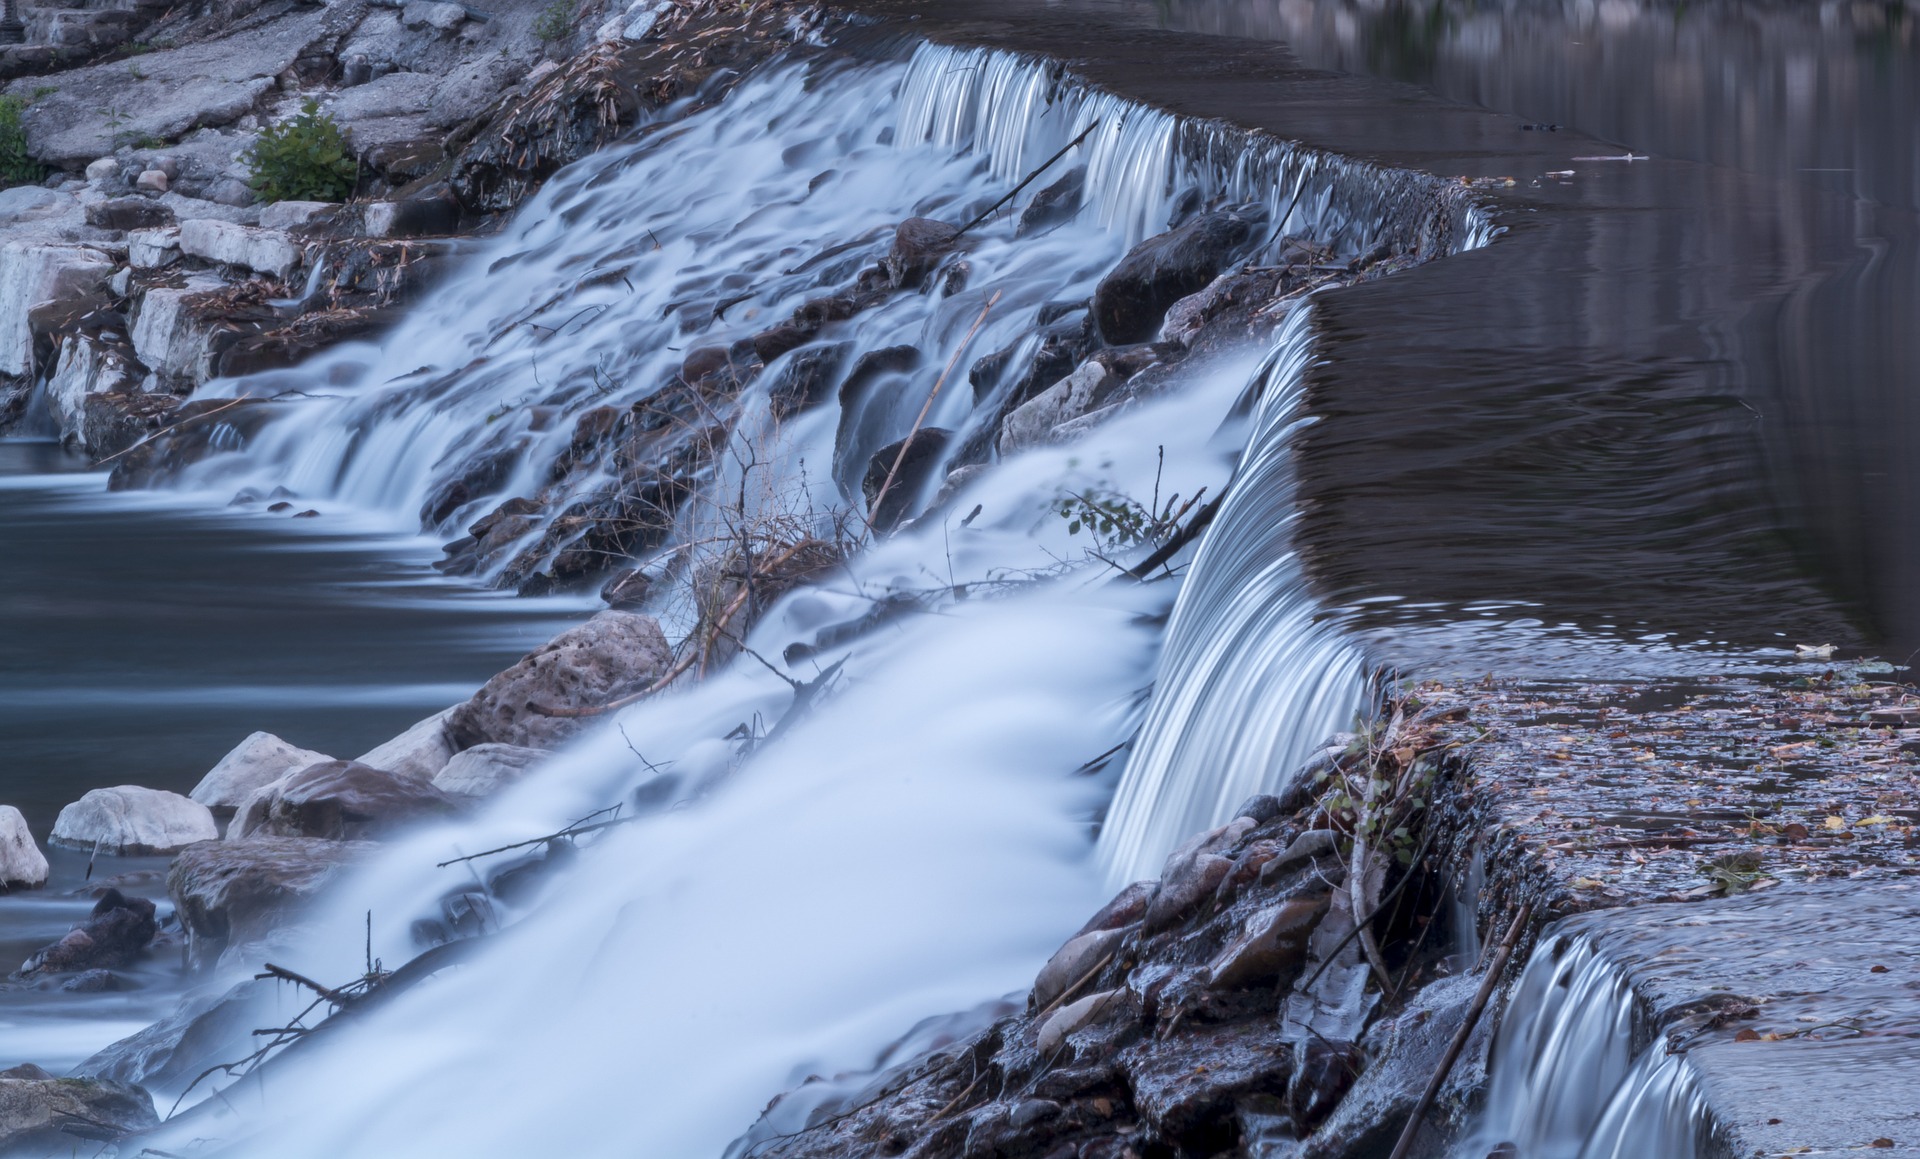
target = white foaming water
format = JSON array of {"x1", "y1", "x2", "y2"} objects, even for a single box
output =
[
  {"x1": 1097, "y1": 307, "x2": 1369, "y2": 883},
  {"x1": 160, "y1": 344, "x2": 1255, "y2": 1159},
  {"x1": 115, "y1": 37, "x2": 1496, "y2": 1158},
  {"x1": 1458, "y1": 932, "x2": 1711, "y2": 1159}
]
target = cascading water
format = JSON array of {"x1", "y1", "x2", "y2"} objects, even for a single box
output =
[
  {"x1": 102, "y1": 34, "x2": 1494, "y2": 1159},
  {"x1": 1096, "y1": 307, "x2": 1370, "y2": 884},
  {"x1": 1458, "y1": 931, "x2": 1714, "y2": 1159}
]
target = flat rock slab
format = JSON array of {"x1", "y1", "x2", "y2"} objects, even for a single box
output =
[
  {"x1": 1423, "y1": 660, "x2": 1920, "y2": 918},
  {"x1": 1561, "y1": 880, "x2": 1920, "y2": 1157},
  {"x1": 14, "y1": 7, "x2": 332, "y2": 166}
]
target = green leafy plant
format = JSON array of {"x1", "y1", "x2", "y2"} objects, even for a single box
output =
[
  {"x1": 245, "y1": 99, "x2": 357, "y2": 203},
  {"x1": 1051, "y1": 484, "x2": 1205, "y2": 551},
  {"x1": 532, "y1": 0, "x2": 572, "y2": 42},
  {"x1": 0, "y1": 96, "x2": 42, "y2": 189}
]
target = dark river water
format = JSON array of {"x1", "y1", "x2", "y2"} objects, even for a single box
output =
[
  {"x1": 0, "y1": 438, "x2": 585, "y2": 1066},
  {"x1": 852, "y1": 0, "x2": 1920, "y2": 670},
  {"x1": 1149, "y1": 0, "x2": 1920, "y2": 664}
]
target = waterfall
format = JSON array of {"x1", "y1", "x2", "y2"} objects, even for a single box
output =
[
  {"x1": 1096, "y1": 307, "x2": 1369, "y2": 884},
  {"x1": 107, "y1": 34, "x2": 1498, "y2": 1157},
  {"x1": 1458, "y1": 932, "x2": 1714, "y2": 1159}
]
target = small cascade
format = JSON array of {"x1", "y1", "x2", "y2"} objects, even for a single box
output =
[
  {"x1": 1097, "y1": 307, "x2": 1369, "y2": 884},
  {"x1": 1458, "y1": 931, "x2": 1714, "y2": 1159},
  {"x1": 106, "y1": 31, "x2": 1496, "y2": 1159}
]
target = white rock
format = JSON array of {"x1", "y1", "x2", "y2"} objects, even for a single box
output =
[
  {"x1": 107, "y1": 268, "x2": 132, "y2": 297},
  {"x1": 258, "y1": 200, "x2": 332, "y2": 230},
  {"x1": 432, "y1": 743, "x2": 550, "y2": 797},
  {"x1": 85, "y1": 157, "x2": 120, "y2": 182},
  {"x1": 1035, "y1": 989, "x2": 1120, "y2": 1055},
  {"x1": 0, "y1": 242, "x2": 116, "y2": 378},
  {"x1": 524, "y1": 60, "x2": 560, "y2": 87},
  {"x1": 127, "y1": 227, "x2": 181, "y2": 270},
  {"x1": 190, "y1": 731, "x2": 333, "y2": 813},
  {"x1": 998, "y1": 361, "x2": 1109, "y2": 455},
  {"x1": 50, "y1": 786, "x2": 217, "y2": 855},
  {"x1": 356, "y1": 707, "x2": 457, "y2": 780},
  {"x1": 44, "y1": 335, "x2": 143, "y2": 445},
  {"x1": 402, "y1": 0, "x2": 467, "y2": 29},
  {"x1": 621, "y1": 0, "x2": 666, "y2": 39},
  {"x1": 177, "y1": 219, "x2": 301, "y2": 279},
  {"x1": 0, "y1": 806, "x2": 49, "y2": 888},
  {"x1": 135, "y1": 169, "x2": 170, "y2": 193},
  {"x1": 130, "y1": 275, "x2": 225, "y2": 386}
]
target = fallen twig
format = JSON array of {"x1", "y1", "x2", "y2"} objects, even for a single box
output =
[
  {"x1": 956, "y1": 121, "x2": 1100, "y2": 238},
  {"x1": 1387, "y1": 903, "x2": 1531, "y2": 1159},
  {"x1": 864, "y1": 290, "x2": 1002, "y2": 532}
]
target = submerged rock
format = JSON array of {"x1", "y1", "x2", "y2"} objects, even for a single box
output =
[
  {"x1": 447, "y1": 611, "x2": 674, "y2": 750},
  {"x1": 79, "y1": 977, "x2": 278, "y2": 1096},
  {"x1": 0, "y1": 1069, "x2": 158, "y2": 1152},
  {"x1": 0, "y1": 805, "x2": 48, "y2": 889},
  {"x1": 189, "y1": 731, "x2": 333, "y2": 815},
  {"x1": 11, "y1": 889, "x2": 158, "y2": 980},
  {"x1": 998, "y1": 361, "x2": 1109, "y2": 455},
  {"x1": 49, "y1": 786, "x2": 217, "y2": 855},
  {"x1": 861, "y1": 428, "x2": 952, "y2": 531},
  {"x1": 884, "y1": 217, "x2": 961, "y2": 289}
]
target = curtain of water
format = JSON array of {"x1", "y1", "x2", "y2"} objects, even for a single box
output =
[
  {"x1": 1457, "y1": 932, "x2": 1713, "y2": 1159},
  {"x1": 1097, "y1": 306, "x2": 1370, "y2": 884},
  {"x1": 112, "y1": 38, "x2": 1495, "y2": 1157}
]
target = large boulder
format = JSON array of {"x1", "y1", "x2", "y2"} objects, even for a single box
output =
[
  {"x1": 10, "y1": 889, "x2": 158, "y2": 980},
  {"x1": 169, "y1": 837, "x2": 373, "y2": 966},
  {"x1": 0, "y1": 242, "x2": 116, "y2": 381},
  {"x1": 0, "y1": 1067, "x2": 158, "y2": 1152},
  {"x1": 1091, "y1": 209, "x2": 1262, "y2": 344},
  {"x1": 260, "y1": 760, "x2": 464, "y2": 841},
  {"x1": 0, "y1": 806, "x2": 48, "y2": 889},
  {"x1": 355, "y1": 708, "x2": 457, "y2": 780},
  {"x1": 189, "y1": 731, "x2": 333, "y2": 814},
  {"x1": 447, "y1": 612, "x2": 674, "y2": 750},
  {"x1": 861, "y1": 428, "x2": 952, "y2": 531},
  {"x1": 432, "y1": 743, "x2": 550, "y2": 798},
  {"x1": 49, "y1": 786, "x2": 217, "y2": 855}
]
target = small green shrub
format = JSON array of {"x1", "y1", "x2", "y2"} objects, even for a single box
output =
[
  {"x1": 532, "y1": 0, "x2": 572, "y2": 42},
  {"x1": 0, "y1": 96, "x2": 42, "y2": 189},
  {"x1": 245, "y1": 99, "x2": 357, "y2": 203}
]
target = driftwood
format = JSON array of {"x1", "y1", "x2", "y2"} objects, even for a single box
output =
[{"x1": 1387, "y1": 903, "x2": 1532, "y2": 1159}]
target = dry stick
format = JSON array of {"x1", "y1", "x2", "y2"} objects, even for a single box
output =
[
  {"x1": 956, "y1": 121, "x2": 1102, "y2": 238},
  {"x1": 94, "y1": 396, "x2": 255, "y2": 466},
  {"x1": 257, "y1": 963, "x2": 347, "y2": 1005},
  {"x1": 1032, "y1": 949, "x2": 1117, "y2": 1023},
  {"x1": 1387, "y1": 903, "x2": 1532, "y2": 1159},
  {"x1": 1116, "y1": 487, "x2": 1225, "y2": 581},
  {"x1": 1297, "y1": 821, "x2": 1438, "y2": 994},
  {"x1": 863, "y1": 290, "x2": 1002, "y2": 532}
]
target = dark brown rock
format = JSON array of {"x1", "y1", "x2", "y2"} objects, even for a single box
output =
[
  {"x1": 1091, "y1": 208, "x2": 1262, "y2": 344},
  {"x1": 861, "y1": 427, "x2": 952, "y2": 532},
  {"x1": 84, "y1": 196, "x2": 175, "y2": 231},
  {"x1": 884, "y1": 217, "x2": 961, "y2": 289},
  {"x1": 168, "y1": 837, "x2": 373, "y2": 965},
  {"x1": 9, "y1": 889, "x2": 158, "y2": 980},
  {"x1": 263, "y1": 760, "x2": 465, "y2": 840}
]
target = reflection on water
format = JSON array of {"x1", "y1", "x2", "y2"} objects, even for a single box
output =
[
  {"x1": 1161, "y1": 0, "x2": 1920, "y2": 209},
  {"x1": 1137, "y1": 0, "x2": 1920, "y2": 660},
  {"x1": 0, "y1": 440, "x2": 588, "y2": 834}
]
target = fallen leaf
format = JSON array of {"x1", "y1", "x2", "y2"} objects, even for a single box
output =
[
  {"x1": 1824, "y1": 816, "x2": 1849, "y2": 831},
  {"x1": 1871, "y1": 965, "x2": 1890, "y2": 973},
  {"x1": 1734, "y1": 1028, "x2": 1761, "y2": 1042},
  {"x1": 1871, "y1": 1140, "x2": 1895, "y2": 1149},
  {"x1": 1859, "y1": 814, "x2": 1896, "y2": 826},
  {"x1": 1784, "y1": 822, "x2": 1810, "y2": 840}
]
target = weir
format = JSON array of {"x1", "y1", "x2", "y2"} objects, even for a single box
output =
[{"x1": 83, "y1": 34, "x2": 1491, "y2": 1159}]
